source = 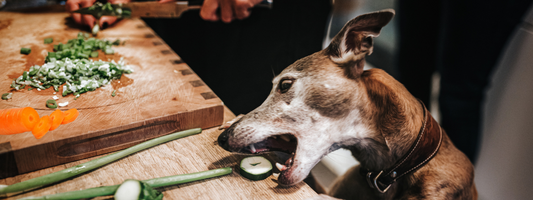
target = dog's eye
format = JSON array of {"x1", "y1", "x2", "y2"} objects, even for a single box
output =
[{"x1": 279, "y1": 79, "x2": 293, "y2": 93}]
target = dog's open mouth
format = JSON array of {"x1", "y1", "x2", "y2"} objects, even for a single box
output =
[{"x1": 243, "y1": 134, "x2": 298, "y2": 173}]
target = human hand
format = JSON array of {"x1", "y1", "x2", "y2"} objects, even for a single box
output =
[
  {"x1": 66, "y1": 0, "x2": 131, "y2": 29},
  {"x1": 199, "y1": 0, "x2": 263, "y2": 23}
]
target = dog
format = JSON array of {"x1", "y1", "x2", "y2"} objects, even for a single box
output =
[{"x1": 217, "y1": 9, "x2": 477, "y2": 200}]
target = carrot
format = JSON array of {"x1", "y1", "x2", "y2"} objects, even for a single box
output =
[
  {"x1": 61, "y1": 108, "x2": 79, "y2": 124},
  {"x1": 0, "y1": 107, "x2": 40, "y2": 135},
  {"x1": 32, "y1": 116, "x2": 52, "y2": 139},
  {"x1": 49, "y1": 109, "x2": 65, "y2": 131}
]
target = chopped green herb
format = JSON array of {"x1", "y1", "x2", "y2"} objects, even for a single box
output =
[
  {"x1": 44, "y1": 38, "x2": 53, "y2": 44},
  {"x1": 105, "y1": 48, "x2": 114, "y2": 54},
  {"x1": 92, "y1": 23, "x2": 100, "y2": 36},
  {"x1": 46, "y1": 99, "x2": 58, "y2": 109},
  {"x1": 20, "y1": 48, "x2": 31, "y2": 55},
  {"x1": 10, "y1": 33, "x2": 132, "y2": 98},
  {"x1": 112, "y1": 90, "x2": 116, "y2": 97},
  {"x1": 2, "y1": 93, "x2": 12, "y2": 100}
]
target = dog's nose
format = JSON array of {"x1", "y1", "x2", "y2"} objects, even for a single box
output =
[{"x1": 217, "y1": 130, "x2": 231, "y2": 151}]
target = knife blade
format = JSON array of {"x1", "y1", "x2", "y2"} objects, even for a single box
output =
[{"x1": 73, "y1": 0, "x2": 272, "y2": 18}]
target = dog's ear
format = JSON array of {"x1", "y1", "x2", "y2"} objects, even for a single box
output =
[{"x1": 326, "y1": 9, "x2": 394, "y2": 78}]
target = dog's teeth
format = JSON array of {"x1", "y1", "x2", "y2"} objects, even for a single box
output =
[
  {"x1": 276, "y1": 162, "x2": 287, "y2": 171},
  {"x1": 280, "y1": 135, "x2": 290, "y2": 142},
  {"x1": 272, "y1": 173, "x2": 280, "y2": 178},
  {"x1": 249, "y1": 144, "x2": 256, "y2": 153}
]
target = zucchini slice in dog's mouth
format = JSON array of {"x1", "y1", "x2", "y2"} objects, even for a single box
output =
[{"x1": 243, "y1": 134, "x2": 297, "y2": 172}]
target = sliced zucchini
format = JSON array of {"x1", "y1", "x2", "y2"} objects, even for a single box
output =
[
  {"x1": 114, "y1": 179, "x2": 163, "y2": 200},
  {"x1": 240, "y1": 156, "x2": 273, "y2": 181}
]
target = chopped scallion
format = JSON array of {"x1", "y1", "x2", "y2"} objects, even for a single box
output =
[
  {"x1": 20, "y1": 48, "x2": 31, "y2": 55},
  {"x1": 44, "y1": 38, "x2": 53, "y2": 44}
]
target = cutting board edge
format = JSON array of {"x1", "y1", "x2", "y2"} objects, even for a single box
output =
[{"x1": 0, "y1": 104, "x2": 224, "y2": 178}]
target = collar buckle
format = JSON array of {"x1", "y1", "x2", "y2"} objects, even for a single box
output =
[{"x1": 366, "y1": 170, "x2": 392, "y2": 193}]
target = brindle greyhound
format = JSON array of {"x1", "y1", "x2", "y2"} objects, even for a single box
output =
[{"x1": 218, "y1": 9, "x2": 477, "y2": 200}]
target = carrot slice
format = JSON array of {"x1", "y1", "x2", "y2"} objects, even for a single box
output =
[
  {"x1": 49, "y1": 109, "x2": 65, "y2": 131},
  {"x1": 61, "y1": 108, "x2": 79, "y2": 124},
  {"x1": 21, "y1": 107, "x2": 40, "y2": 131},
  {"x1": 0, "y1": 107, "x2": 40, "y2": 135},
  {"x1": 32, "y1": 116, "x2": 52, "y2": 139}
]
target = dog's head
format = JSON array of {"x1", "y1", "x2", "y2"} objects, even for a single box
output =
[{"x1": 218, "y1": 9, "x2": 396, "y2": 186}]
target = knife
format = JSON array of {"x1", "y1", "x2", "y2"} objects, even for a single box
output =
[{"x1": 73, "y1": 0, "x2": 273, "y2": 18}]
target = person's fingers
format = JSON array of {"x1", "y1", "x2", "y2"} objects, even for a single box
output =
[
  {"x1": 72, "y1": 13, "x2": 83, "y2": 24},
  {"x1": 233, "y1": 0, "x2": 255, "y2": 20},
  {"x1": 200, "y1": 0, "x2": 220, "y2": 21},
  {"x1": 109, "y1": 0, "x2": 131, "y2": 3},
  {"x1": 66, "y1": 1, "x2": 83, "y2": 24},
  {"x1": 82, "y1": 14, "x2": 96, "y2": 29},
  {"x1": 219, "y1": 0, "x2": 234, "y2": 23},
  {"x1": 158, "y1": 0, "x2": 175, "y2": 3},
  {"x1": 99, "y1": 16, "x2": 118, "y2": 29}
]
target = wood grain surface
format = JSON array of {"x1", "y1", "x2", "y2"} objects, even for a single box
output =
[
  {"x1": 0, "y1": 106, "x2": 318, "y2": 200},
  {"x1": 0, "y1": 12, "x2": 224, "y2": 178}
]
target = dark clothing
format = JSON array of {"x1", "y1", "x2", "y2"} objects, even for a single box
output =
[
  {"x1": 397, "y1": 0, "x2": 533, "y2": 163},
  {"x1": 144, "y1": 0, "x2": 332, "y2": 115}
]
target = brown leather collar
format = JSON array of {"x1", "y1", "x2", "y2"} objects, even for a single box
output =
[{"x1": 361, "y1": 101, "x2": 443, "y2": 193}]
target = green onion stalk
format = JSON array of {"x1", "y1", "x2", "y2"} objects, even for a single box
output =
[
  {"x1": 0, "y1": 128, "x2": 202, "y2": 196},
  {"x1": 19, "y1": 167, "x2": 233, "y2": 200}
]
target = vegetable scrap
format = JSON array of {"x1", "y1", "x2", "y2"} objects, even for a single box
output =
[
  {"x1": 9, "y1": 32, "x2": 133, "y2": 99},
  {"x1": 44, "y1": 37, "x2": 53, "y2": 44},
  {"x1": 86, "y1": 2, "x2": 132, "y2": 19},
  {"x1": 45, "y1": 99, "x2": 58, "y2": 109},
  {"x1": 20, "y1": 47, "x2": 31, "y2": 55},
  {"x1": 61, "y1": 108, "x2": 79, "y2": 124},
  {"x1": 48, "y1": 109, "x2": 65, "y2": 131},
  {"x1": 0, "y1": 107, "x2": 78, "y2": 139},
  {"x1": 0, "y1": 128, "x2": 203, "y2": 196},
  {"x1": 0, "y1": 107, "x2": 40, "y2": 135},
  {"x1": 17, "y1": 167, "x2": 231, "y2": 200},
  {"x1": 32, "y1": 116, "x2": 51, "y2": 139},
  {"x1": 240, "y1": 156, "x2": 273, "y2": 181},
  {"x1": 1, "y1": 93, "x2": 12, "y2": 100},
  {"x1": 114, "y1": 180, "x2": 163, "y2": 200}
]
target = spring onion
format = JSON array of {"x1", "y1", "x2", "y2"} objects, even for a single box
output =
[
  {"x1": 84, "y1": 2, "x2": 132, "y2": 19},
  {"x1": 0, "y1": 128, "x2": 202, "y2": 196},
  {"x1": 112, "y1": 90, "x2": 116, "y2": 97},
  {"x1": 44, "y1": 38, "x2": 53, "y2": 44},
  {"x1": 92, "y1": 23, "x2": 100, "y2": 36},
  {"x1": 9, "y1": 33, "x2": 131, "y2": 99},
  {"x1": 1, "y1": 93, "x2": 12, "y2": 100},
  {"x1": 20, "y1": 48, "x2": 31, "y2": 55},
  {"x1": 45, "y1": 99, "x2": 58, "y2": 109},
  {"x1": 19, "y1": 167, "x2": 232, "y2": 200}
]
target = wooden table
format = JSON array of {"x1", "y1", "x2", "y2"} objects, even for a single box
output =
[{"x1": 0, "y1": 11, "x2": 317, "y2": 199}]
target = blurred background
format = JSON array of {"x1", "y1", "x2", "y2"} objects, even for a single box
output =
[{"x1": 2, "y1": 0, "x2": 533, "y2": 199}]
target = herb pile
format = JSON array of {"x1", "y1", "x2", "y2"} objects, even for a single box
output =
[
  {"x1": 86, "y1": 2, "x2": 132, "y2": 19},
  {"x1": 10, "y1": 33, "x2": 133, "y2": 99}
]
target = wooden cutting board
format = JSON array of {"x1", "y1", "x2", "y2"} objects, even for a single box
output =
[{"x1": 0, "y1": 12, "x2": 224, "y2": 178}]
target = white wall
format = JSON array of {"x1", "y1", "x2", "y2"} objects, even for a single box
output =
[{"x1": 474, "y1": 5, "x2": 533, "y2": 200}]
